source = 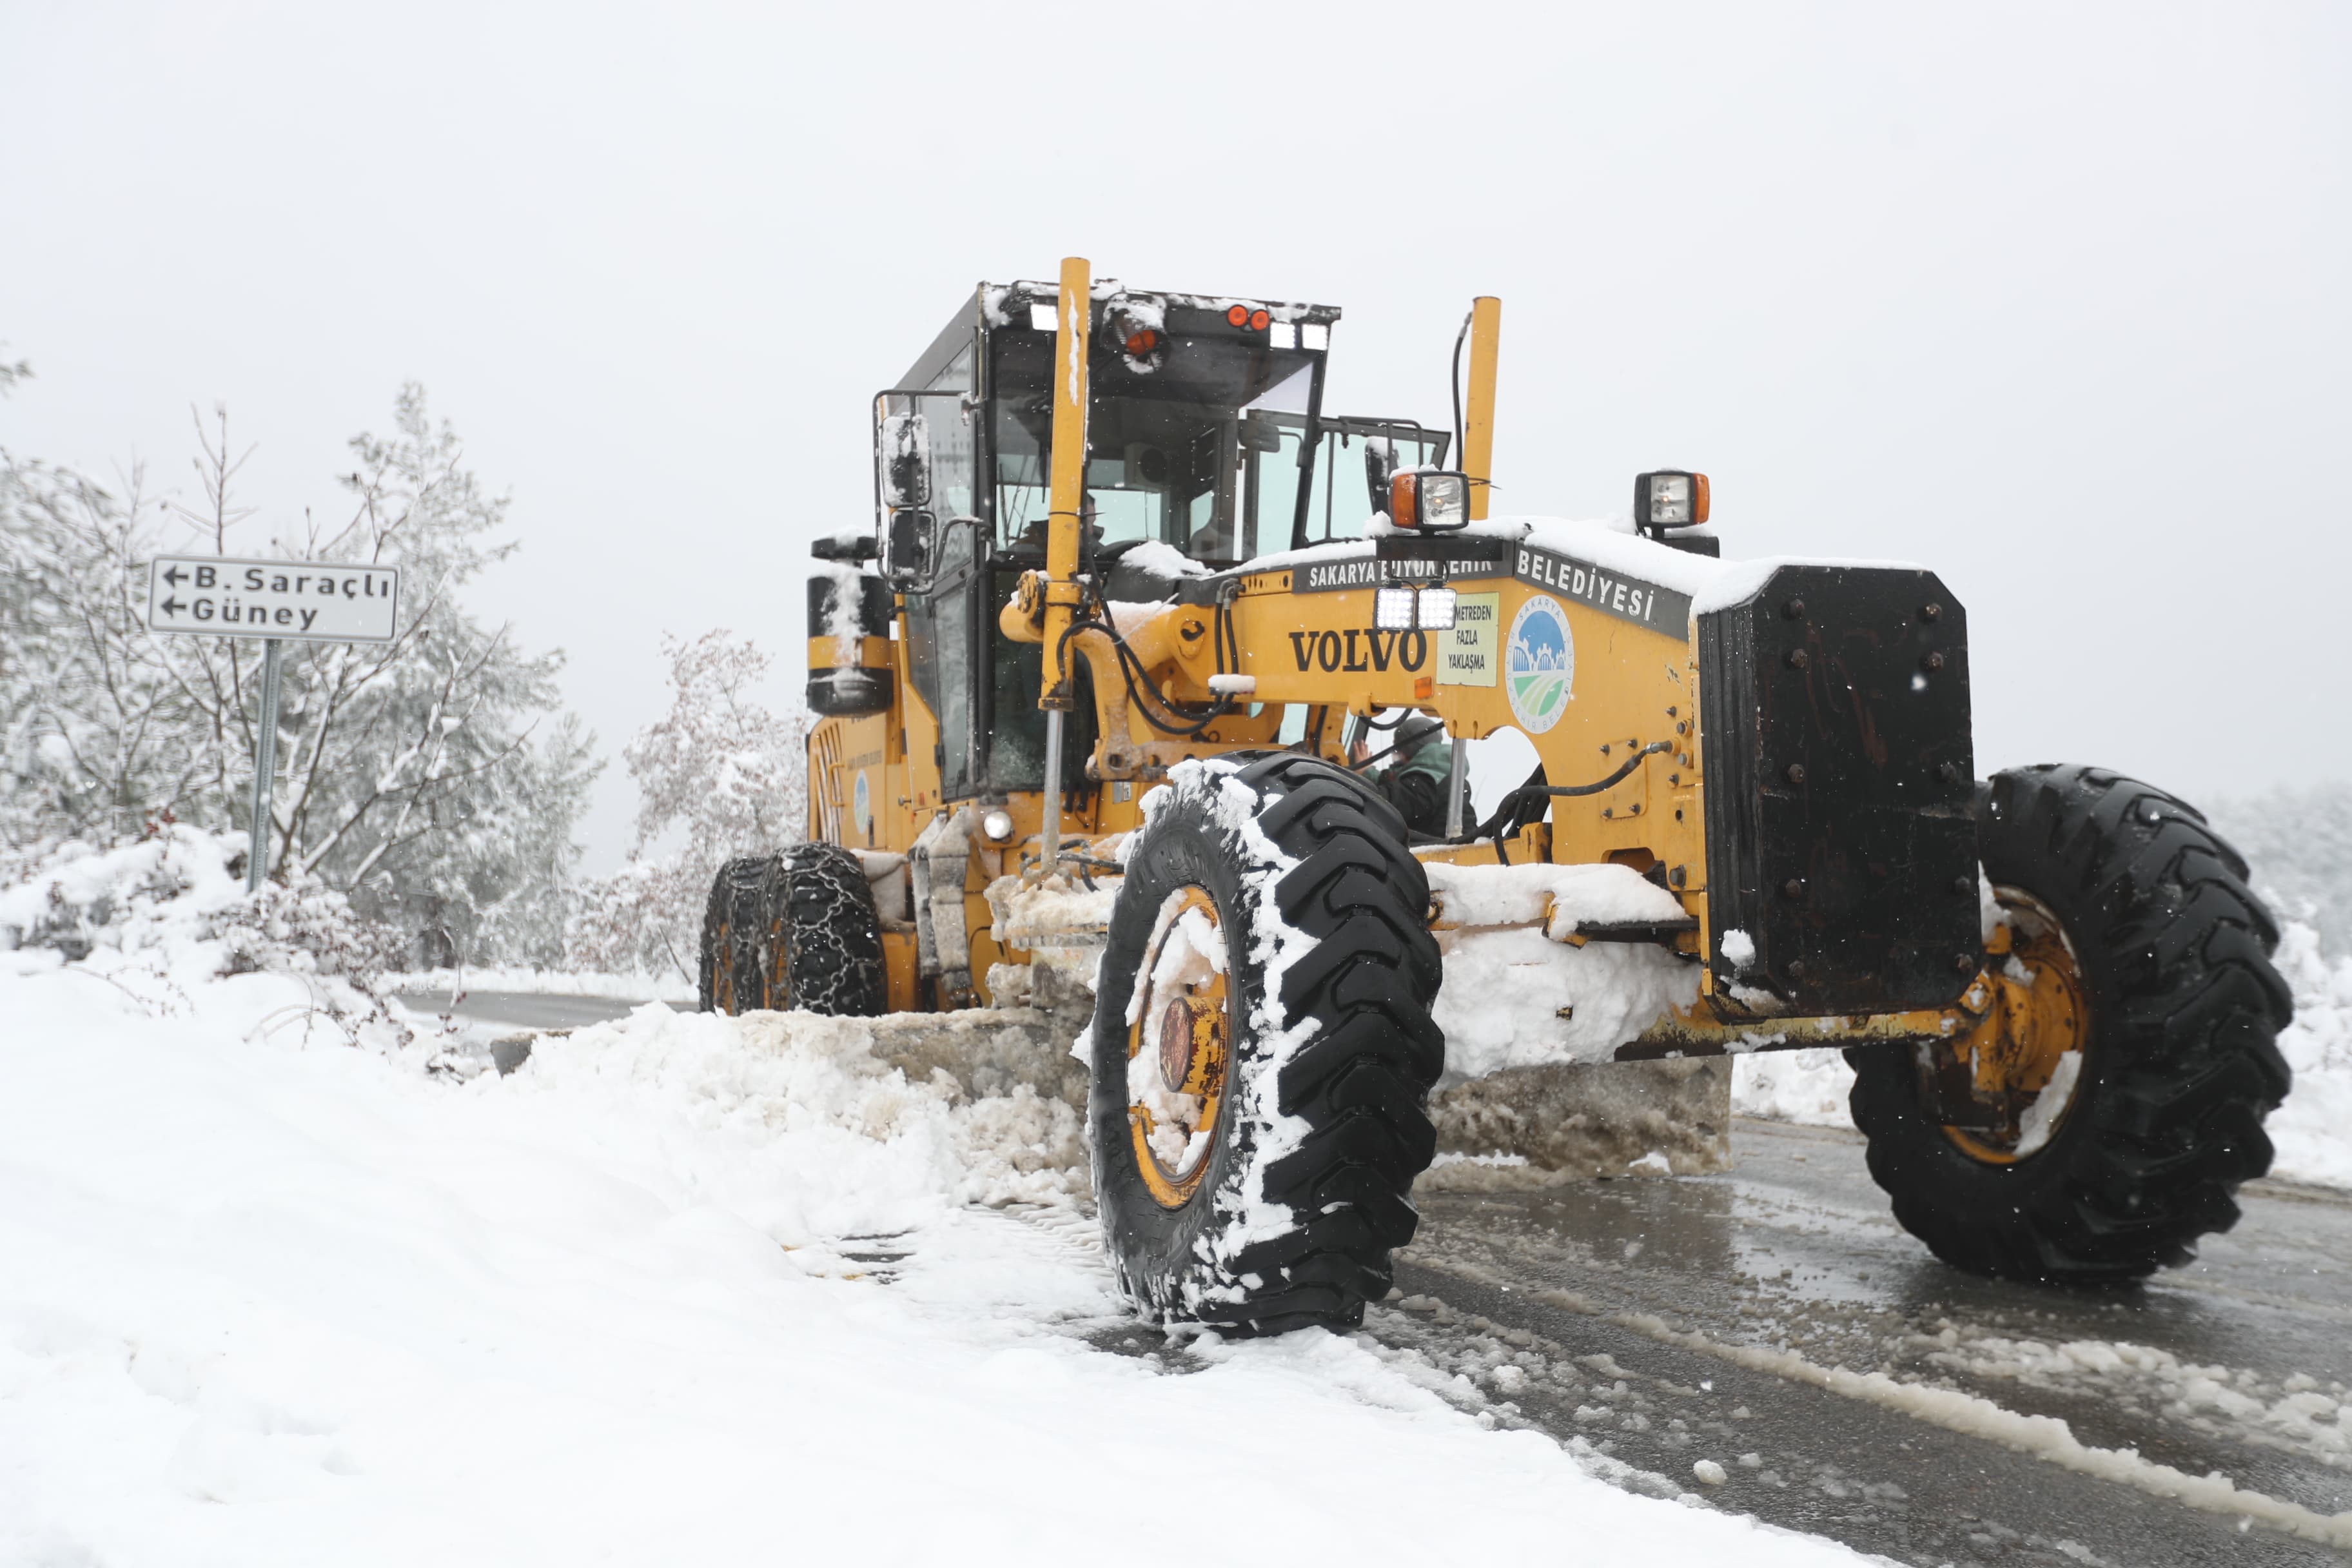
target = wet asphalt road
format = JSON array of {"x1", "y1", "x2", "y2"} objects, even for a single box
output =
[
  {"x1": 1377, "y1": 1119, "x2": 2352, "y2": 1565},
  {"x1": 393, "y1": 989, "x2": 646, "y2": 1030},
  {"x1": 429, "y1": 992, "x2": 2352, "y2": 1561}
]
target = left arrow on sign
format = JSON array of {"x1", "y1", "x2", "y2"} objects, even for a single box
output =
[
  {"x1": 162, "y1": 565, "x2": 186, "y2": 587},
  {"x1": 159, "y1": 596, "x2": 184, "y2": 616}
]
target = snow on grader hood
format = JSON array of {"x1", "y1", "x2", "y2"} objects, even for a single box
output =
[{"x1": 713, "y1": 258, "x2": 2293, "y2": 1337}]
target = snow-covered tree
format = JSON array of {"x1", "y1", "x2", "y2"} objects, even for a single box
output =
[
  {"x1": 1, "y1": 384, "x2": 596, "y2": 966},
  {"x1": 2211, "y1": 782, "x2": 2352, "y2": 957},
  {"x1": 568, "y1": 630, "x2": 808, "y2": 979}
]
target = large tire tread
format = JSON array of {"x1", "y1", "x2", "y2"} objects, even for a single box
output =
[
  {"x1": 697, "y1": 843, "x2": 886, "y2": 1018},
  {"x1": 1093, "y1": 753, "x2": 1442, "y2": 1335},
  {"x1": 1850, "y1": 763, "x2": 2292, "y2": 1286}
]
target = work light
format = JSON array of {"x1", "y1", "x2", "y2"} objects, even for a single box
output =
[
  {"x1": 1634, "y1": 470, "x2": 1710, "y2": 534},
  {"x1": 1375, "y1": 587, "x2": 1417, "y2": 631},
  {"x1": 1388, "y1": 470, "x2": 1471, "y2": 532},
  {"x1": 1416, "y1": 587, "x2": 1458, "y2": 631}
]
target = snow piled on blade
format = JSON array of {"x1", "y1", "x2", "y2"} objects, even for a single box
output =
[
  {"x1": 1420, "y1": 861, "x2": 1698, "y2": 1074},
  {"x1": 0, "y1": 901, "x2": 1866, "y2": 1566}
]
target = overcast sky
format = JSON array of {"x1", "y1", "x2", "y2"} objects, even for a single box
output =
[{"x1": 5, "y1": 1, "x2": 2346, "y2": 871}]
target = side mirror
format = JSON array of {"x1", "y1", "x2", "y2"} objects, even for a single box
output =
[
  {"x1": 878, "y1": 413, "x2": 932, "y2": 509},
  {"x1": 887, "y1": 509, "x2": 935, "y2": 580}
]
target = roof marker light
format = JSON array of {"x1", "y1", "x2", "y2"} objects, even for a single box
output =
[
  {"x1": 1249, "y1": 308, "x2": 1270, "y2": 331},
  {"x1": 1226, "y1": 304, "x2": 1251, "y2": 328}
]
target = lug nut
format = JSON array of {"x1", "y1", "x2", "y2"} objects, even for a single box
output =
[
  {"x1": 1786, "y1": 647, "x2": 1810, "y2": 669},
  {"x1": 1785, "y1": 763, "x2": 1807, "y2": 785},
  {"x1": 1921, "y1": 651, "x2": 1945, "y2": 672},
  {"x1": 1921, "y1": 602, "x2": 1942, "y2": 621}
]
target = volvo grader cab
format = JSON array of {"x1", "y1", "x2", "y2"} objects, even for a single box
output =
[{"x1": 702, "y1": 258, "x2": 2293, "y2": 1335}]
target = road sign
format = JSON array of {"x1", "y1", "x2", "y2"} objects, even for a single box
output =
[
  {"x1": 145, "y1": 555, "x2": 401, "y2": 643},
  {"x1": 142, "y1": 554, "x2": 404, "y2": 890}
]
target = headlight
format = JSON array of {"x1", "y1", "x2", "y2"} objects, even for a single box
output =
[{"x1": 981, "y1": 808, "x2": 1015, "y2": 843}]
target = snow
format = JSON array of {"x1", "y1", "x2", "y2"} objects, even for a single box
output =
[
  {"x1": 0, "y1": 884, "x2": 1867, "y2": 1567},
  {"x1": 1418, "y1": 861, "x2": 1698, "y2": 1073},
  {"x1": 1732, "y1": 1048, "x2": 1859, "y2": 1126},
  {"x1": 2264, "y1": 921, "x2": 2352, "y2": 1189},
  {"x1": 1432, "y1": 927, "x2": 1698, "y2": 1077},
  {"x1": 1720, "y1": 928, "x2": 1757, "y2": 972},
  {"x1": 1690, "y1": 553, "x2": 1925, "y2": 615},
  {"x1": 2010, "y1": 1049, "x2": 2083, "y2": 1158},
  {"x1": 1114, "y1": 539, "x2": 1208, "y2": 580},
  {"x1": 1422, "y1": 859, "x2": 1685, "y2": 936}
]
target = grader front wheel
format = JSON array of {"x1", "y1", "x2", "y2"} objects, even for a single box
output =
[
  {"x1": 1090, "y1": 754, "x2": 1444, "y2": 1334},
  {"x1": 1849, "y1": 765, "x2": 2294, "y2": 1285}
]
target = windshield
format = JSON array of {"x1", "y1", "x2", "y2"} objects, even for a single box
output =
[{"x1": 990, "y1": 325, "x2": 1324, "y2": 567}]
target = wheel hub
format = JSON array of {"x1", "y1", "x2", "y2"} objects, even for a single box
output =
[
  {"x1": 1126, "y1": 887, "x2": 1232, "y2": 1207},
  {"x1": 1926, "y1": 887, "x2": 2091, "y2": 1163}
]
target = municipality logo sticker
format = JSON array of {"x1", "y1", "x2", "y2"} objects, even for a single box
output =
[{"x1": 1506, "y1": 595, "x2": 1574, "y2": 733}]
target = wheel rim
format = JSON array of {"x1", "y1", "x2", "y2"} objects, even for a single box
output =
[
  {"x1": 1938, "y1": 886, "x2": 2092, "y2": 1164},
  {"x1": 1126, "y1": 886, "x2": 1233, "y2": 1208}
]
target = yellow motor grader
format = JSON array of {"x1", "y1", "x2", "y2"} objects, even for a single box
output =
[{"x1": 702, "y1": 257, "x2": 2292, "y2": 1335}]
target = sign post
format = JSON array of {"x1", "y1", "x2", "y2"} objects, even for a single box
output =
[{"x1": 142, "y1": 554, "x2": 402, "y2": 893}]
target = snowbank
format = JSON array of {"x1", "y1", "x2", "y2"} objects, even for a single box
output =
[
  {"x1": 0, "y1": 943, "x2": 1863, "y2": 1565},
  {"x1": 0, "y1": 825, "x2": 402, "y2": 1042},
  {"x1": 2265, "y1": 923, "x2": 2352, "y2": 1189}
]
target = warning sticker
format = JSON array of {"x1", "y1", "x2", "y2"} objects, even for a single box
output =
[{"x1": 1436, "y1": 592, "x2": 1500, "y2": 687}]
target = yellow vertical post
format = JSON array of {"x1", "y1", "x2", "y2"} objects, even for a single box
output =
[
  {"x1": 1040, "y1": 255, "x2": 1091, "y2": 707},
  {"x1": 1037, "y1": 256, "x2": 1092, "y2": 874},
  {"x1": 1463, "y1": 295, "x2": 1502, "y2": 522}
]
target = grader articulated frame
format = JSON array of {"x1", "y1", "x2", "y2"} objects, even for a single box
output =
[{"x1": 705, "y1": 256, "x2": 2292, "y2": 1334}]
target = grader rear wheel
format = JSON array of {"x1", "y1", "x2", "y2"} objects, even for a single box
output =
[
  {"x1": 699, "y1": 856, "x2": 785, "y2": 1015},
  {"x1": 1849, "y1": 764, "x2": 2293, "y2": 1285},
  {"x1": 697, "y1": 845, "x2": 886, "y2": 1017},
  {"x1": 1090, "y1": 754, "x2": 1444, "y2": 1334}
]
